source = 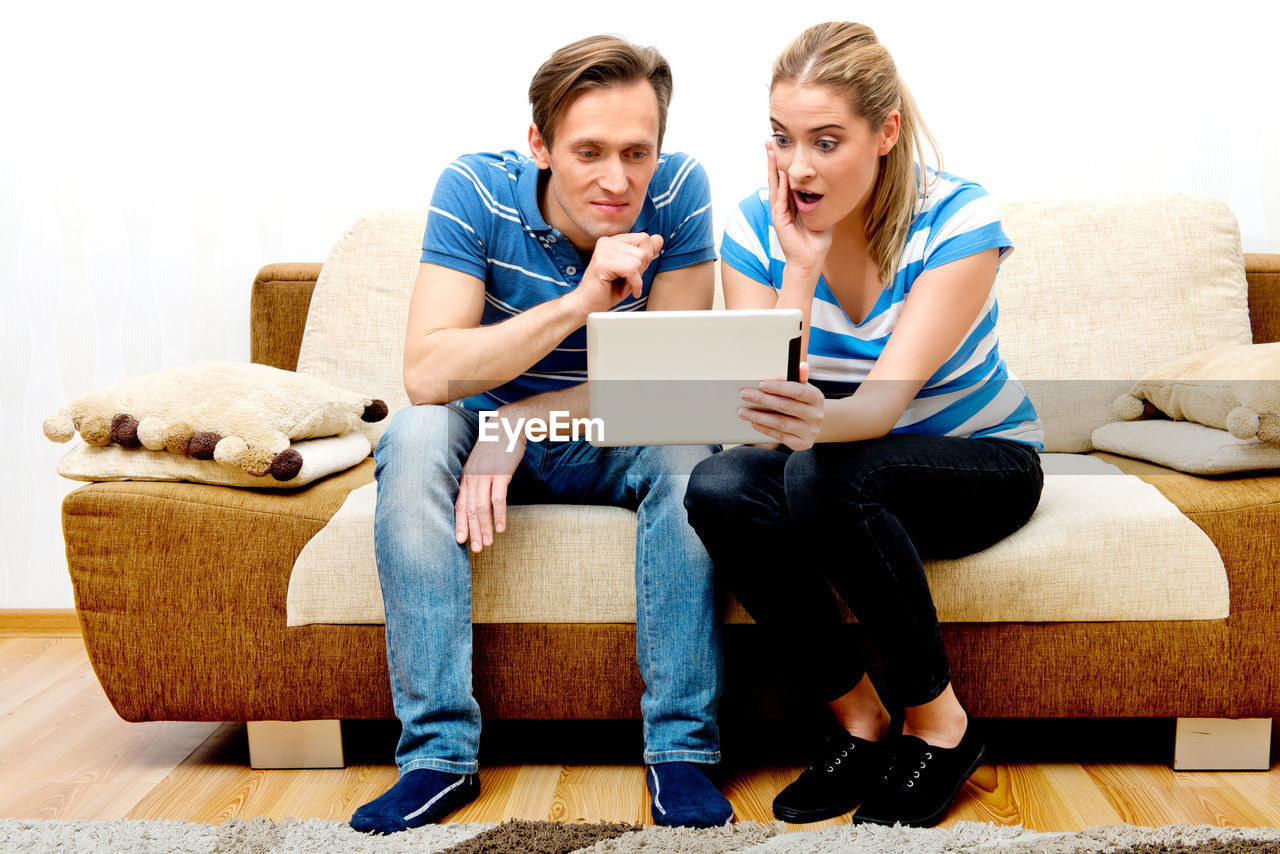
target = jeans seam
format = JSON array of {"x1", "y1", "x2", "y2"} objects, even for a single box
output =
[
  {"x1": 400, "y1": 757, "x2": 479, "y2": 775},
  {"x1": 644, "y1": 749, "x2": 722, "y2": 763},
  {"x1": 636, "y1": 472, "x2": 658, "y2": 735}
]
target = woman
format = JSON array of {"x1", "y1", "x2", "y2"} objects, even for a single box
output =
[{"x1": 684, "y1": 22, "x2": 1044, "y2": 827}]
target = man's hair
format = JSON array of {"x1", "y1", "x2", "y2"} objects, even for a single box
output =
[{"x1": 528, "y1": 35, "x2": 673, "y2": 150}]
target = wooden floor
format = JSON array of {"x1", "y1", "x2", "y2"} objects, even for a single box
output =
[{"x1": 2, "y1": 635, "x2": 1279, "y2": 830}]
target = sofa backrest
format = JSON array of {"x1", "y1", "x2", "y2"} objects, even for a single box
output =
[
  {"x1": 296, "y1": 209, "x2": 425, "y2": 447},
  {"x1": 297, "y1": 195, "x2": 1251, "y2": 453},
  {"x1": 994, "y1": 195, "x2": 1250, "y2": 451}
]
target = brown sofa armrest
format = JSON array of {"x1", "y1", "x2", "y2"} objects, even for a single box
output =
[
  {"x1": 64, "y1": 459, "x2": 386, "y2": 723},
  {"x1": 250, "y1": 263, "x2": 323, "y2": 370},
  {"x1": 1246, "y1": 253, "x2": 1280, "y2": 344}
]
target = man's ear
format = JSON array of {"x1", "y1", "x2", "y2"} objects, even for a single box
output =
[
  {"x1": 878, "y1": 109, "x2": 901, "y2": 157},
  {"x1": 529, "y1": 123, "x2": 551, "y2": 169}
]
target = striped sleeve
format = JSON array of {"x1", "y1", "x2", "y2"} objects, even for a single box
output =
[
  {"x1": 920, "y1": 184, "x2": 1013, "y2": 274},
  {"x1": 421, "y1": 159, "x2": 490, "y2": 280},
  {"x1": 654, "y1": 155, "x2": 717, "y2": 272},
  {"x1": 719, "y1": 191, "x2": 776, "y2": 288}
]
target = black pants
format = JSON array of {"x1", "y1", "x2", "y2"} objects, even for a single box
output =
[{"x1": 684, "y1": 434, "x2": 1043, "y2": 708}]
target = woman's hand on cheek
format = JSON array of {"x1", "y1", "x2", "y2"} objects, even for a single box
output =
[
  {"x1": 767, "y1": 141, "x2": 832, "y2": 277},
  {"x1": 738, "y1": 362, "x2": 824, "y2": 451}
]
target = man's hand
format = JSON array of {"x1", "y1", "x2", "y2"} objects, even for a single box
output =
[
  {"x1": 738, "y1": 362, "x2": 825, "y2": 451},
  {"x1": 568, "y1": 233, "x2": 664, "y2": 316},
  {"x1": 454, "y1": 427, "x2": 527, "y2": 554}
]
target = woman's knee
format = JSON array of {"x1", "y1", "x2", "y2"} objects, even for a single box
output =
[
  {"x1": 684, "y1": 446, "x2": 782, "y2": 527},
  {"x1": 784, "y1": 447, "x2": 904, "y2": 543}
]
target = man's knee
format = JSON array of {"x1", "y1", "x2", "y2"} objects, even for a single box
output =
[
  {"x1": 635, "y1": 442, "x2": 715, "y2": 477},
  {"x1": 378, "y1": 405, "x2": 454, "y2": 452},
  {"x1": 624, "y1": 443, "x2": 714, "y2": 503},
  {"x1": 377, "y1": 405, "x2": 475, "y2": 467}
]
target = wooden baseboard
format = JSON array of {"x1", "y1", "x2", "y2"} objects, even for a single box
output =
[{"x1": 0, "y1": 609, "x2": 82, "y2": 637}]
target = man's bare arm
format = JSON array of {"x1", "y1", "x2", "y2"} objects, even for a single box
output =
[
  {"x1": 646, "y1": 259, "x2": 714, "y2": 312},
  {"x1": 402, "y1": 263, "x2": 591, "y2": 405},
  {"x1": 404, "y1": 234, "x2": 664, "y2": 405}
]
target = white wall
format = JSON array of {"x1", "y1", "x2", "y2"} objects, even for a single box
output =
[{"x1": 3, "y1": 0, "x2": 1277, "y2": 608}]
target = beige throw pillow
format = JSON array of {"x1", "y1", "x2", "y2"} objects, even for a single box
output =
[
  {"x1": 1114, "y1": 343, "x2": 1280, "y2": 445},
  {"x1": 43, "y1": 361, "x2": 387, "y2": 482}
]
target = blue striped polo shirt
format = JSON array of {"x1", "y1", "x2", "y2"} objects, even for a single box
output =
[
  {"x1": 422, "y1": 150, "x2": 716, "y2": 411},
  {"x1": 720, "y1": 170, "x2": 1044, "y2": 449}
]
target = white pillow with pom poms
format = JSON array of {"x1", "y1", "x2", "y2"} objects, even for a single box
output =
[{"x1": 43, "y1": 361, "x2": 387, "y2": 484}]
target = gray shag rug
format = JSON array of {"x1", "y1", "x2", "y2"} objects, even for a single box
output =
[{"x1": 3, "y1": 818, "x2": 1280, "y2": 853}]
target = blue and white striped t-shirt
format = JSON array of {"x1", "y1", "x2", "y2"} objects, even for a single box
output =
[
  {"x1": 422, "y1": 150, "x2": 716, "y2": 411},
  {"x1": 720, "y1": 171, "x2": 1044, "y2": 449}
]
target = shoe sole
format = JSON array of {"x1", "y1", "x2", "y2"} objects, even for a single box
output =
[
  {"x1": 773, "y1": 796, "x2": 862, "y2": 824},
  {"x1": 851, "y1": 743, "x2": 986, "y2": 829}
]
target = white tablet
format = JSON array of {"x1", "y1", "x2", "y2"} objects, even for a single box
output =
[{"x1": 587, "y1": 309, "x2": 803, "y2": 446}]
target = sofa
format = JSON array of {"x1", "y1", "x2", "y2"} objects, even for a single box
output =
[{"x1": 62, "y1": 195, "x2": 1280, "y2": 771}]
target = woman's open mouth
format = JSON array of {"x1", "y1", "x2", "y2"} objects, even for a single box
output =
[{"x1": 794, "y1": 191, "x2": 823, "y2": 213}]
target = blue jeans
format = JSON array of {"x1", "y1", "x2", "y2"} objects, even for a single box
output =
[
  {"x1": 684, "y1": 434, "x2": 1043, "y2": 709},
  {"x1": 373, "y1": 403, "x2": 722, "y2": 775}
]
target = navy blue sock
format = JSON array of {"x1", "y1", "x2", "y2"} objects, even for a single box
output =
[
  {"x1": 646, "y1": 762, "x2": 734, "y2": 828},
  {"x1": 350, "y1": 768, "x2": 479, "y2": 834}
]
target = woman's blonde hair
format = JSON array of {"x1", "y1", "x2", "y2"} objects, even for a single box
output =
[{"x1": 773, "y1": 22, "x2": 941, "y2": 285}]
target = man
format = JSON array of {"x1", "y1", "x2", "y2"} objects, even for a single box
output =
[{"x1": 349, "y1": 35, "x2": 730, "y2": 834}]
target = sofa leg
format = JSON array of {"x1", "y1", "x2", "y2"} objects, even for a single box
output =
[
  {"x1": 247, "y1": 720, "x2": 345, "y2": 769},
  {"x1": 1173, "y1": 718, "x2": 1272, "y2": 770}
]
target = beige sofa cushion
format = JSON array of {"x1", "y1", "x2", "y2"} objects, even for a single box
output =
[
  {"x1": 995, "y1": 195, "x2": 1251, "y2": 452},
  {"x1": 287, "y1": 491, "x2": 637, "y2": 626},
  {"x1": 287, "y1": 455, "x2": 1227, "y2": 626}
]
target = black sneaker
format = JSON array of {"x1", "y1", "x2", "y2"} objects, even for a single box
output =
[
  {"x1": 772, "y1": 731, "x2": 892, "y2": 823},
  {"x1": 852, "y1": 726, "x2": 985, "y2": 828}
]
